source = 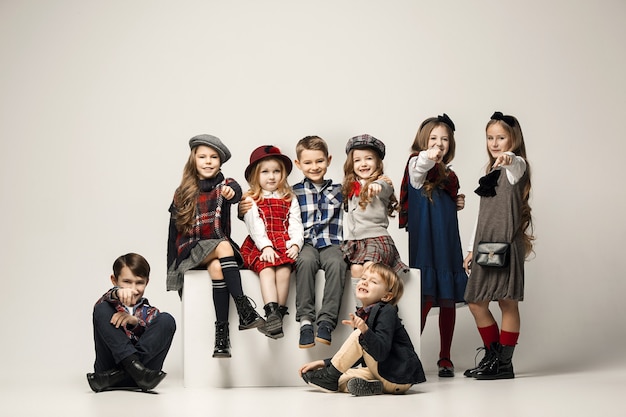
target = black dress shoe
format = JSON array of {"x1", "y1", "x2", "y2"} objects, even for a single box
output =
[
  {"x1": 86, "y1": 368, "x2": 128, "y2": 392},
  {"x1": 121, "y1": 356, "x2": 167, "y2": 392},
  {"x1": 437, "y1": 358, "x2": 455, "y2": 378}
]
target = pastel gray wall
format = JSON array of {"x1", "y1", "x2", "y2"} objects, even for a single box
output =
[{"x1": 1, "y1": 0, "x2": 624, "y2": 384}]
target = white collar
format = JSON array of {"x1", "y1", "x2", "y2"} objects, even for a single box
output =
[{"x1": 262, "y1": 190, "x2": 282, "y2": 198}]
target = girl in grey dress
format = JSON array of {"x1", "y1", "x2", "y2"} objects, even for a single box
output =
[{"x1": 462, "y1": 112, "x2": 534, "y2": 380}]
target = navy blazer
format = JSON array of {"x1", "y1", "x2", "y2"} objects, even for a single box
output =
[{"x1": 360, "y1": 302, "x2": 426, "y2": 385}]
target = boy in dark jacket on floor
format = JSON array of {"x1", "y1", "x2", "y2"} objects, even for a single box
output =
[{"x1": 299, "y1": 262, "x2": 425, "y2": 396}]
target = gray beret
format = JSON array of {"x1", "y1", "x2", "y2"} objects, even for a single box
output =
[{"x1": 189, "y1": 134, "x2": 231, "y2": 163}]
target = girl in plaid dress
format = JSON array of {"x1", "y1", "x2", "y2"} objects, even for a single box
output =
[
  {"x1": 241, "y1": 145, "x2": 304, "y2": 339},
  {"x1": 167, "y1": 135, "x2": 265, "y2": 359},
  {"x1": 341, "y1": 135, "x2": 409, "y2": 307}
]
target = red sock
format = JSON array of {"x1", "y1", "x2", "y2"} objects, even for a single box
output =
[
  {"x1": 439, "y1": 306, "x2": 455, "y2": 362},
  {"x1": 421, "y1": 299, "x2": 434, "y2": 333},
  {"x1": 500, "y1": 330, "x2": 519, "y2": 346},
  {"x1": 478, "y1": 323, "x2": 500, "y2": 349}
]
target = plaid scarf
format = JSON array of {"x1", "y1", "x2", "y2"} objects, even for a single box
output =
[
  {"x1": 176, "y1": 175, "x2": 230, "y2": 256},
  {"x1": 399, "y1": 153, "x2": 459, "y2": 229}
]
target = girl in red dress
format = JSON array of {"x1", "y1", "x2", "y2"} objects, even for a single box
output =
[{"x1": 241, "y1": 145, "x2": 304, "y2": 339}]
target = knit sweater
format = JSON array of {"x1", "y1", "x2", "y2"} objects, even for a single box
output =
[{"x1": 343, "y1": 179, "x2": 392, "y2": 241}]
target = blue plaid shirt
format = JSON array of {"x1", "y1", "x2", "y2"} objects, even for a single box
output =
[{"x1": 292, "y1": 177, "x2": 343, "y2": 248}]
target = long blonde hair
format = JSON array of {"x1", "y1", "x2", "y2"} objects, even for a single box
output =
[
  {"x1": 486, "y1": 117, "x2": 534, "y2": 257},
  {"x1": 244, "y1": 157, "x2": 293, "y2": 203},
  {"x1": 342, "y1": 149, "x2": 398, "y2": 216}
]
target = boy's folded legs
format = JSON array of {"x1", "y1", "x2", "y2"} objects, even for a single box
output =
[{"x1": 87, "y1": 354, "x2": 167, "y2": 393}]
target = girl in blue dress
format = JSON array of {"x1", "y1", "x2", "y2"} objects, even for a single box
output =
[{"x1": 399, "y1": 114, "x2": 467, "y2": 377}]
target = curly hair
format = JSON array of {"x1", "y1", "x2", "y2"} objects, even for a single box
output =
[
  {"x1": 342, "y1": 149, "x2": 398, "y2": 216},
  {"x1": 173, "y1": 148, "x2": 205, "y2": 235}
]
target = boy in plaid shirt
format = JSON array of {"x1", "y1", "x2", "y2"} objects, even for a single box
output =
[{"x1": 292, "y1": 136, "x2": 347, "y2": 348}]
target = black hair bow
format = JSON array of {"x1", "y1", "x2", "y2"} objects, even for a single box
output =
[
  {"x1": 490, "y1": 111, "x2": 516, "y2": 127},
  {"x1": 438, "y1": 113, "x2": 455, "y2": 131},
  {"x1": 474, "y1": 169, "x2": 501, "y2": 197}
]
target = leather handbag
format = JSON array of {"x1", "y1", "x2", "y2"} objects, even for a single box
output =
[{"x1": 475, "y1": 242, "x2": 510, "y2": 268}]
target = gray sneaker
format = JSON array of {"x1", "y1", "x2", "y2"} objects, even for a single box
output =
[{"x1": 346, "y1": 378, "x2": 383, "y2": 396}]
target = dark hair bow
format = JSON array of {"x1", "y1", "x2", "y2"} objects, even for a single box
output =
[
  {"x1": 474, "y1": 169, "x2": 501, "y2": 197},
  {"x1": 490, "y1": 111, "x2": 516, "y2": 127},
  {"x1": 437, "y1": 113, "x2": 455, "y2": 132}
]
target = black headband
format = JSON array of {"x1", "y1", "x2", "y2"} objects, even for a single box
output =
[
  {"x1": 420, "y1": 113, "x2": 455, "y2": 132},
  {"x1": 490, "y1": 111, "x2": 516, "y2": 127}
]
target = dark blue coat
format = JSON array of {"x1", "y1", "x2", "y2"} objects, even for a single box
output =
[{"x1": 360, "y1": 302, "x2": 426, "y2": 384}]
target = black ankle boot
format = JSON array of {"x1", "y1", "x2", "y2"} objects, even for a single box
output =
[
  {"x1": 464, "y1": 346, "x2": 496, "y2": 377},
  {"x1": 121, "y1": 355, "x2": 167, "y2": 391},
  {"x1": 233, "y1": 295, "x2": 265, "y2": 330},
  {"x1": 302, "y1": 363, "x2": 342, "y2": 392},
  {"x1": 474, "y1": 342, "x2": 515, "y2": 380},
  {"x1": 278, "y1": 305, "x2": 289, "y2": 319},
  {"x1": 258, "y1": 302, "x2": 283, "y2": 339},
  {"x1": 86, "y1": 368, "x2": 128, "y2": 392},
  {"x1": 213, "y1": 321, "x2": 231, "y2": 358}
]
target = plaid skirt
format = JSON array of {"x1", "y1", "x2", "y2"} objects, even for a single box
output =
[
  {"x1": 341, "y1": 235, "x2": 409, "y2": 274},
  {"x1": 166, "y1": 237, "x2": 243, "y2": 293}
]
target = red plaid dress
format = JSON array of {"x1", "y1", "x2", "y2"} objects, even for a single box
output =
[{"x1": 241, "y1": 197, "x2": 296, "y2": 273}]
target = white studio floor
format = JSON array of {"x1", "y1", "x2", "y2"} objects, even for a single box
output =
[{"x1": 3, "y1": 364, "x2": 625, "y2": 417}]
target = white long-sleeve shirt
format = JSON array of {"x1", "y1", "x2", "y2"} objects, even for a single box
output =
[{"x1": 408, "y1": 151, "x2": 456, "y2": 189}]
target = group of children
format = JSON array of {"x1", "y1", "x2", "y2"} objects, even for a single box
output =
[{"x1": 87, "y1": 111, "x2": 534, "y2": 395}]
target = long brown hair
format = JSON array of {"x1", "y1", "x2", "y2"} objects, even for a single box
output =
[
  {"x1": 486, "y1": 117, "x2": 534, "y2": 257},
  {"x1": 342, "y1": 149, "x2": 398, "y2": 216},
  {"x1": 244, "y1": 157, "x2": 293, "y2": 203},
  {"x1": 173, "y1": 148, "x2": 206, "y2": 235},
  {"x1": 412, "y1": 118, "x2": 456, "y2": 202}
]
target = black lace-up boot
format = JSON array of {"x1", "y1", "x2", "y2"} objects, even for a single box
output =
[
  {"x1": 302, "y1": 363, "x2": 342, "y2": 392},
  {"x1": 212, "y1": 321, "x2": 231, "y2": 358},
  {"x1": 233, "y1": 295, "x2": 265, "y2": 330},
  {"x1": 474, "y1": 342, "x2": 515, "y2": 380},
  {"x1": 464, "y1": 346, "x2": 497, "y2": 377},
  {"x1": 258, "y1": 302, "x2": 283, "y2": 339}
]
